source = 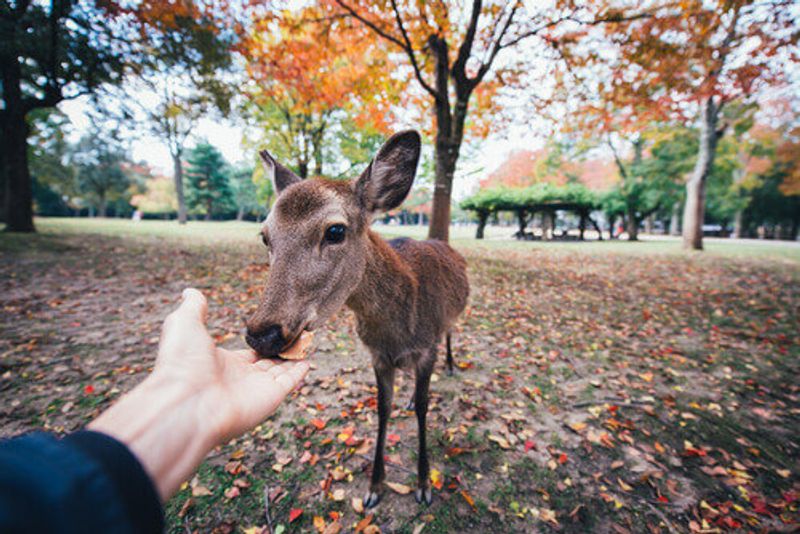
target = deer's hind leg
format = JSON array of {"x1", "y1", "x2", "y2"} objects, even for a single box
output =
[
  {"x1": 365, "y1": 360, "x2": 395, "y2": 509},
  {"x1": 413, "y1": 347, "x2": 435, "y2": 505},
  {"x1": 445, "y1": 332, "x2": 454, "y2": 376}
]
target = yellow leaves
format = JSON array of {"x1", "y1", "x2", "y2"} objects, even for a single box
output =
[
  {"x1": 488, "y1": 434, "x2": 512, "y2": 449},
  {"x1": 272, "y1": 454, "x2": 293, "y2": 472},
  {"x1": 386, "y1": 482, "x2": 412, "y2": 495},
  {"x1": 430, "y1": 468, "x2": 443, "y2": 490},
  {"x1": 569, "y1": 421, "x2": 588, "y2": 433}
]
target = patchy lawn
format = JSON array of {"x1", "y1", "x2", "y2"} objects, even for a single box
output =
[{"x1": 1, "y1": 218, "x2": 798, "y2": 534}]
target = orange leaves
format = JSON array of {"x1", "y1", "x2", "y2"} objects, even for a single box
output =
[
  {"x1": 242, "y1": 6, "x2": 395, "y2": 128},
  {"x1": 310, "y1": 418, "x2": 326, "y2": 430}
]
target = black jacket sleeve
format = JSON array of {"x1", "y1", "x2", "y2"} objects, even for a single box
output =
[{"x1": 0, "y1": 430, "x2": 164, "y2": 533}]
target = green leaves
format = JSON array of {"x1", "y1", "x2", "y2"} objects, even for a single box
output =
[{"x1": 461, "y1": 183, "x2": 599, "y2": 213}]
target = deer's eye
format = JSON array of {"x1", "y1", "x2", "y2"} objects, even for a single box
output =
[{"x1": 324, "y1": 224, "x2": 346, "y2": 244}]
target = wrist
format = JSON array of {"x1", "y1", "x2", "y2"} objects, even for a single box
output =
[{"x1": 89, "y1": 373, "x2": 220, "y2": 500}]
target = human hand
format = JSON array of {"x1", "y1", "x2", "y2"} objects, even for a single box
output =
[{"x1": 90, "y1": 288, "x2": 309, "y2": 500}]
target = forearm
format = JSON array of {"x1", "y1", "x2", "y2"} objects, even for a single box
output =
[{"x1": 89, "y1": 373, "x2": 219, "y2": 501}]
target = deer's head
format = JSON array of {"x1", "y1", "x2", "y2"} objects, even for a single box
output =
[{"x1": 245, "y1": 130, "x2": 421, "y2": 357}]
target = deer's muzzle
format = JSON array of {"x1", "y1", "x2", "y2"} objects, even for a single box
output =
[{"x1": 245, "y1": 324, "x2": 286, "y2": 358}]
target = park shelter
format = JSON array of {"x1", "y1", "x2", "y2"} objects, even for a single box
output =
[{"x1": 461, "y1": 183, "x2": 603, "y2": 240}]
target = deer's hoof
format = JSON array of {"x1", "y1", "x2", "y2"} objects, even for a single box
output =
[
  {"x1": 405, "y1": 399, "x2": 415, "y2": 411},
  {"x1": 364, "y1": 490, "x2": 382, "y2": 509},
  {"x1": 415, "y1": 487, "x2": 433, "y2": 506}
]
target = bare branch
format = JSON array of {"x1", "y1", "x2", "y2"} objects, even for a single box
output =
[
  {"x1": 388, "y1": 0, "x2": 439, "y2": 98},
  {"x1": 333, "y1": 0, "x2": 404, "y2": 48},
  {"x1": 451, "y1": 0, "x2": 482, "y2": 83},
  {"x1": 474, "y1": 2, "x2": 521, "y2": 85}
]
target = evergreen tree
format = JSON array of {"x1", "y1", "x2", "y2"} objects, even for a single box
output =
[
  {"x1": 229, "y1": 166, "x2": 262, "y2": 221},
  {"x1": 185, "y1": 143, "x2": 233, "y2": 220}
]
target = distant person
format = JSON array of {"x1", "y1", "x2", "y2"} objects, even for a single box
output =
[
  {"x1": 0, "y1": 289, "x2": 309, "y2": 533},
  {"x1": 132, "y1": 209, "x2": 143, "y2": 222}
]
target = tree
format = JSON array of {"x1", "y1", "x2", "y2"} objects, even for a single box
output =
[
  {"x1": 558, "y1": 0, "x2": 797, "y2": 250},
  {"x1": 0, "y1": 0, "x2": 133, "y2": 231},
  {"x1": 241, "y1": 8, "x2": 393, "y2": 180},
  {"x1": 27, "y1": 109, "x2": 74, "y2": 216},
  {"x1": 185, "y1": 142, "x2": 233, "y2": 220},
  {"x1": 71, "y1": 131, "x2": 131, "y2": 218},
  {"x1": 131, "y1": 174, "x2": 177, "y2": 217},
  {"x1": 132, "y1": 4, "x2": 234, "y2": 225},
  {"x1": 230, "y1": 166, "x2": 262, "y2": 220},
  {"x1": 318, "y1": 0, "x2": 645, "y2": 241}
]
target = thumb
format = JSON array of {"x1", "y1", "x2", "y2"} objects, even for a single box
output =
[
  {"x1": 164, "y1": 288, "x2": 208, "y2": 334},
  {"x1": 181, "y1": 288, "x2": 208, "y2": 320}
]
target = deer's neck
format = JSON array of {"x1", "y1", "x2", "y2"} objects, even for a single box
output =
[{"x1": 345, "y1": 231, "x2": 417, "y2": 337}]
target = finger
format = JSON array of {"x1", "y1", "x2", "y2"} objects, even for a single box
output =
[
  {"x1": 261, "y1": 360, "x2": 309, "y2": 395},
  {"x1": 164, "y1": 288, "x2": 208, "y2": 335},
  {"x1": 221, "y1": 348, "x2": 259, "y2": 365},
  {"x1": 274, "y1": 361, "x2": 310, "y2": 392},
  {"x1": 259, "y1": 359, "x2": 305, "y2": 379}
]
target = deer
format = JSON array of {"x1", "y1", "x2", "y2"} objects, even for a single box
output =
[{"x1": 244, "y1": 130, "x2": 469, "y2": 508}]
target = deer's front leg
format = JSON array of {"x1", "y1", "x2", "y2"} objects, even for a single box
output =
[
  {"x1": 365, "y1": 361, "x2": 395, "y2": 509},
  {"x1": 414, "y1": 352, "x2": 435, "y2": 505}
]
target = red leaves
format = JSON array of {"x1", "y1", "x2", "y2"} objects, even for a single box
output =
[
  {"x1": 715, "y1": 516, "x2": 742, "y2": 529},
  {"x1": 524, "y1": 440, "x2": 537, "y2": 452},
  {"x1": 310, "y1": 418, "x2": 326, "y2": 430},
  {"x1": 682, "y1": 441, "x2": 707, "y2": 458},
  {"x1": 289, "y1": 508, "x2": 303, "y2": 523},
  {"x1": 83, "y1": 384, "x2": 95, "y2": 395}
]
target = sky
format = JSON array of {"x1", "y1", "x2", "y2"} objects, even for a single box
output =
[
  {"x1": 59, "y1": 94, "x2": 541, "y2": 201},
  {"x1": 56, "y1": 0, "x2": 799, "y2": 203}
]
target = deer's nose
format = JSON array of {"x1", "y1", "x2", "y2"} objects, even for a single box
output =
[{"x1": 245, "y1": 324, "x2": 286, "y2": 358}]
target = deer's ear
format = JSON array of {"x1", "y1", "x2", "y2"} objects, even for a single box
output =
[
  {"x1": 259, "y1": 150, "x2": 301, "y2": 194},
  {"x1": 354, "y1": 130, "x2": 421, "y2": 212}
]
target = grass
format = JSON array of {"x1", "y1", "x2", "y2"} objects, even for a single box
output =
[
  {"x1": 10, "y1": 217, "x2": 800, "y2": 263},
  {"x1": 1, "y1": 216, "x2": 798, "y2": 533}
]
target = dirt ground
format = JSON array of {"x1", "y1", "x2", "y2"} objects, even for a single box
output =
[{"x1": 1, "y1": 220, "x2": 798, "y2": 533}]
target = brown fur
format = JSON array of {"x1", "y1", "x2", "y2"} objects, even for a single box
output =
[{"x1": 247, "y1": 131, "x2": 469, "y2": 507}]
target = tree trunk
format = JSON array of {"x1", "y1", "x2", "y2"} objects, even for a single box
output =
[
  {"x1": 515, "y1": 209, "x2": 527, "y2": 238},
  {"x1": 2, "y1": 116, "x2": 34, "y2": 232},
  {"x1": 608, "y1": 214, "x2": 616, "y2": 240},
  {"x1": 99, "y1": 196, "x2": 107, "y2": 218},
  {"x1": 588, "y1": 216, "x2": 604, "y2": 241},
  {"x1": 205, "y1": 198, "x2": 212, "y2": 221},
  {"x1": 1, "y1": 59, "x2": 35, "y2": 232},
  {"x1": 670, "y1": 202, "x2": 681, "y2": 236},
  {"x1": 644, "y1": 214, "x2": 654, "y2": 235},
  {"x1": 475, "y1": 210, "x2": 488, "y2": 239},
  {"x1": 427, "y1": 35, "x2": 464, "y2": 243},
  {"x1": 172, "y1": 153, "x2": 187, "y2": 225},
  {"x1": 732, "y1": 210, "x2": 743, "y2": 239},
  {"x1": 236, "y1": 207, "x2": 245, "y2": 221},
  {"x1": 579, "y1": 212, "x2": 586, "y2": 240},
  {"x1": 682, "y1": 97, "x2": 721, "y2": 251},
  {"x1": 626, "y1": 205, "x2": 639, "y2": 241},
  {"x1": 542, "y1": 211, "x2": 551, "y2": 240},
  {"x1": 297, "y1": 160, "x2": 309, "y2": 179}
]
